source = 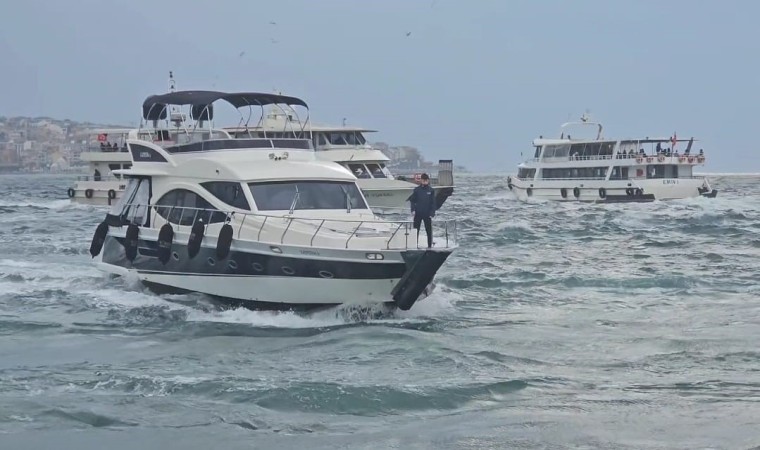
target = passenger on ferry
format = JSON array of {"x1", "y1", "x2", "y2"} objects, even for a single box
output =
[
  {"x1": 699, "y1": 148, "x2": 704, "y2": 156},
  {"x1": 93, "y1": 169, "x2": 101, "y2": 181},
  {"x1": 656, "y1": 142, "x2": 662, "y2": 154}
]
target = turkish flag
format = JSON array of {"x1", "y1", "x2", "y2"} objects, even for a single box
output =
[{"x1": 97, "y1": 133, "x2": 107, "y2": 142}]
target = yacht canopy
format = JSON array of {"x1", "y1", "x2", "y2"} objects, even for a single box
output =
[{"x1": 141, "y1": 91, "x2": 309, "y2": 120}]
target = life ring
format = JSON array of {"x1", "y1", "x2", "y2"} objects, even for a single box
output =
[
  {"x1": 646, "y1": 157, "x2": 653, "y2": 163},
  {"x1": 598, "y1": 187, "x2": 606, "y2": 199},
  {"x1": 560, "y1": 188, "x2": 568, "y2": 199},
  {"x1": 679, "y1": 156, "x2": 686, "y2": 162},
  {"x1": 108, "y1": 189, "x2": 116, "y2": 200},
  {"x1": 67, "y1": 188, "x2": 75, "y2": 198},
  {"x1": 573, "y1": 187, "x2": 580, "y2": 198},
  {"x1": 688, "y1": 156, "x2": 695, "y2": 163},
  {"x1": 636, "y1": 157, "x2": 644, "y2": 163},
  {"x1": 657, "y1": 155, "x2": 665, "y2": 162},
  {"x1": 526, "y1": 187, "x2": 533, "y2": 197},
  {"x1": 625, "y1": 188, "x2": 633, "y2": 196},
  {"x1": 85, "y1": 189, "x2": 94, "y2": 199}
]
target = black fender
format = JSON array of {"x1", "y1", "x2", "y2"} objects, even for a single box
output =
[
  {"x1": 216, "y1": 223, "x2": 234, "y2": 260},
  {"x1": 188, "y1": 220, "x2": 205, "y2": 259},
  {"x1": 89, "y1": 221, "x2": 109, "y2": 258},
  {"x1": 157, "y1": 223, "x2": 174, "y2": 265},
  {"x1": 124, "y1": 224, "x2": 140, "y2": 262}
]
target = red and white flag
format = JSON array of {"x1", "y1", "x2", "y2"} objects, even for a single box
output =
[
  {"x1": 97, "y1": 133, "x2": 107, "y2": 142},
  {"x1": 671, "y1": 132, "x2": 677, "y2": 149}
]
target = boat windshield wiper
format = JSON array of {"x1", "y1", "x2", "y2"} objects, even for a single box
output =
[{"x1": 288, "y1": 187, "x2": 300, "y2": 214}]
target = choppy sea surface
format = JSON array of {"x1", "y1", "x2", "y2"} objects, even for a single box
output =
[{"x1": 1, "y1": 173, "x2": 759, "y2": 449}]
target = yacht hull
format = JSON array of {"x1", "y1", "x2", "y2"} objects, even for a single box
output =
[
  {"x1": 359, "y1": 184, "x2": 455, "y2": 213},
  {"x1": 97, "y1": 234, "x2": 451, "y2": 310}
]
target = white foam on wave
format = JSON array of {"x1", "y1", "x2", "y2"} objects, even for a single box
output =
[
  {"x1": 0, "y1": 198, "x2": 91, "y2": 210},
  {"x1": 185, "y1": 306, "x2": 349, "y2": 329},
  {"x1": 496, "y1": 219, "x2": 533, "y2": 233}
]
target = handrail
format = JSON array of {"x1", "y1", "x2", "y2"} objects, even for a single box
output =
[{"x1": 114, "y1": 203, "x2": 457, "y2": 251}]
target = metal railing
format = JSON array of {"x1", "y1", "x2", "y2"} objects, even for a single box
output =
[
  {"x1": 119, "y1": 204, "x2": 457, "y2": 251},
  {"x1": 76, "y1": 175, "x2": 125, "y2": 182}
]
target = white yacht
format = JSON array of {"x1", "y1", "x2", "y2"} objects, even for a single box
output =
[
  {"x1": 67, "y1": 129, "x2": 133, "y2": 205},
  {"x1": 509, "y1": 115, "x2": 717, "y2": 202},
  {"x1": 225, "y1": 108, "x2": 455, "y2": 213},
  {"x1": 88, "y1": 90, "x2": 457, "y2": 311}
]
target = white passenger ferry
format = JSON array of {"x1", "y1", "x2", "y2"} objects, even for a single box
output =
[{"x1": 509, "y1": 115, "x2": 717, "y2": 202}]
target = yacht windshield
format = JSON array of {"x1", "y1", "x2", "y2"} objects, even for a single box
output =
[{"x1": 248, "y1": 181, "x2": 368, "y2": 211}]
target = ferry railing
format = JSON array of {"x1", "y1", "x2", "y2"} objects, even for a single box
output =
[
  {"x1": 75, "y1": 175, "x2": 124, "y2": 182},
  {"x1": 120, "y1": 204, "x2": 457, "y2": 251}
]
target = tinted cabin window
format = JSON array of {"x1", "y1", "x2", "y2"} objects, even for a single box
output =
[
  {"x1": 249, "y1": 181, "x2": 367, "y2": 211},
  {"x1": 155, "y1": 189, "x2": 225, "y2": 225},
  {"x1": 365, "y1": 163, "x2": 387, "y2": 178},
  {"x1": 347, "y1": 163, "x2": 371, "y2": 178},
  {"x1": 201, "y1": 182, "x2": 250, "y2": 210}
]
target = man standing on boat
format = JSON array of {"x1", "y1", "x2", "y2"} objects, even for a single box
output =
[{"x1": 409, "y1": 173, "x2": 436, "y2": 248}]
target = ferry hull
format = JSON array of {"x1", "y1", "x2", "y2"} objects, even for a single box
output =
[
  {"x1": 510, "y1": 178, "x2": 716, "y2": 202},
  {"x1": 69, "y1": 180, "x2": 126, "y2": 206}
]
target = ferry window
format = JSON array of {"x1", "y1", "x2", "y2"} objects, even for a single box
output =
[
  {"x1": 347, "y1": 163, "x2": 371, "y2": 178},
  {"x1": 570, "y1": 143, "x2": 585, "y2": 158},
  {"x1": 248, "y1": 181, "x2": 368, "y2": 211},
  {"x1": 543, "y1": 146, "x2": 555, "y2": 158},
  {"x1": 317, "y1": 133, "x2": 327, "y2": 146},
  {"x1": 201, "y1": 182, "x2": 250, "y2": 210},
  {"x1": 584, "y1": 143, "x2": 602, "y2": 157},
  {"x1": 329, "y1": 133, "x2": 347, "y2": 145},
  {"x1": 610, "y1": 166, "x2": 629, "y2": 180},
  {"x1": 344, "y1": 133, "x2": 358, "y2": 145},
  {"x1": 517, "y1": 168, "x2": 536, "y2": 179},
  {"x1": 600, "y1": 142, "x2": 615, "y2": 156},
  {"x1": 155, "y1": 189, "x2": 225, "y2": 225},
  {"x1": 355, "y1": 132, "x2": 366, "y2": 145},
  {"x1": 534, "y1": 146, "x2": 542, "y2": 158},
  {"x1": 365, "y1": 163, "x2": 387, "y2": 178}
]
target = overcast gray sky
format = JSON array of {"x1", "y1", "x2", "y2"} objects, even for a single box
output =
[{"x1": 1, "y1": 0, "x2": 758, "y2": 172}]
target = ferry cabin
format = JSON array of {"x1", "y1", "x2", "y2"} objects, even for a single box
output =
[{"x1": 510, "y1": 137, "x2": 712, "y2": 202}]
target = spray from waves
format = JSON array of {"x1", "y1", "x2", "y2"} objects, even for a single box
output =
[
  {"x1": 67, "y1": 270, "x2": 460, "y2": 331},
  {"x1": 0, "y1": 198, "x2": 96, "y2": 210}
]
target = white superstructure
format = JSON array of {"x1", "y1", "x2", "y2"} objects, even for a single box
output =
[
  {"x1": 89, "y1": 90, "x2": 456, "y2": 311},
  {"x1": 67, "y1": 129, "x2": 133, "y2": 205},
  {"x1": 509, "y1": 115, "x2": 717, "y2": 202},
  {"x1": 226, "y1": 108, "x2": 455, "y2": 213}
]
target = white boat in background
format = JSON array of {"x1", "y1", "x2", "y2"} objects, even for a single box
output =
[
  {"x1": 508, "y1": 114, "x2": 718, "y2": 202},
  {"x1": 67, "y1": 129, "x2": 132, "y2": 205},
  {"x1": 89, "y1": 89, "x2": 457, "y2": 311},
  {"x1": 225, "y1": 108, "x2": 455, "y2": 213}
]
